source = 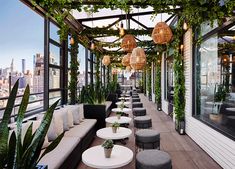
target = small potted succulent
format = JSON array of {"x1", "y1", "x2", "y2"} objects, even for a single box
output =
[
  {"x1": 111, "y1": 122, "x2": 120, "y2": 133},
  {"x1": 116, "y1": 111, "x2": 123, "y2": 119},
  {"x1": 119, "y1": 100, "x2": 125, "y2": 110},
  {"x1": 102, "y1": 139, "x2": 114, "y2": 158}
]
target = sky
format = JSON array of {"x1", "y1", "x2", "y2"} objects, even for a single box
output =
[{"x1": 0, "y1": 0, "x2": 44, "y2": 72}]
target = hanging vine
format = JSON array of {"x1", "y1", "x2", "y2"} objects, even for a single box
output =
[
  {"x1": 143, "y1": 68, "x2": 146, "y2": 95},
  {"x1": 69, "y1": 33, "x2": 79, "y2": 104},
  {"x1": 155, "y1": 53, "x2": 162, "y2": 107},
  {"x1": 147, "y1": 62, "x2": 152, "y2": 100}
]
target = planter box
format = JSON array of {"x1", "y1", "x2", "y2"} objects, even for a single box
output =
[
  {"x1": 175, "y1": 119, "x2": 185, "y2": 135},
  {"x1": 106, "y1": 93, "x2": 118, "y2": 110},
  {"x1": 84, "y1": 104, "x2": 106, "y2": 129}
]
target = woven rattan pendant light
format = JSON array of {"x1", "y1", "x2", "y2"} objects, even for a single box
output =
[
  {"x1": 122, "y1": 53, "x2": 131, "y2": 66},
  {"x1": 130, "y1": 48, "x2": 146, "y2": 70},
  {"x1": 152, "y1": 22, "x2": 173, "y2": 44},
  {"x1": 102, "y1": 55, "x2": 111, "y2": 66},
  {"x1": 121, "y1": 34, "x2": 137, "y2": 52}
]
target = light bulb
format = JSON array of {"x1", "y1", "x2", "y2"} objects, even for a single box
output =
[
  {"x1": 91, "y1": 42, "x2": 95, "y2": 50},
  {"x1": 119, "y1": 22, "x2": 125, "y2": 36},
  {"x1": 183, "y1": 22, "x2": 188, "y2": 30},
  {"x1": 180, "y1": 44, "x2": 184, "y2": 51},
  {"x1": 119, "y1": 28, "x2": 125, "y2": 36},
  {"x1": 70, "y1": 37, "x2": 74, "y2": 45}
]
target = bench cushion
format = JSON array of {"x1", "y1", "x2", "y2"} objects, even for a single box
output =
[
  {"x1": 39, "y1": 137, "x2": 81, "y2": 169},
  {"x1": 64, "y1": 119, "x2": 97, "y2": 138}
]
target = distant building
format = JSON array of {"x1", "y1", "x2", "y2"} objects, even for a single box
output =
[{"x1": 33, "y1": 53, "x2": 44, "y2": 93}]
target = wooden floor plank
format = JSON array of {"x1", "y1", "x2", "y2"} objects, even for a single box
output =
[{"x1": 77, "y1": 94, "x2": 221, "y2": 169}]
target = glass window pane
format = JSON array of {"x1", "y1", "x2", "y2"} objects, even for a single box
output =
[
  {"x1": 49, "y1": 68, "x2": 60, "y2": 89},
  {"x1": 50, "y1": 44, "x2": 61, "y2": 66},
  {"x1": 50, "y1": 22, "x2": 60, "y2": 42},
  {"x1": 0, "y1": 1, "x2": 44, "y2": 113},
  {"x1": 49, "y1": 91, "x2": 61, "y2": 106},
  {"x1": 195, "y1": 22, "x2": 235, "y2": 137}
]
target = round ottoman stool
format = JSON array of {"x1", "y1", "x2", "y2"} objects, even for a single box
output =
[
  {"x1": 134, "y1": 116, "x2": 152, "y2": 129},
  {"x1": 132, "y1": 98, "x2": 141, "y2": 102},
  {"x1": 133, "y1": 108, "x2": 146, "y2": 116},
  {"x1": 135, "y1": 129, "x2": 160, "y2": 150},
  {"x1": 136, "y1": 150, "x2": 172, "y2": 169},
  {"x1": 132, "y1": 95, "x2": 139, "y2": 99},
  {"x1": 132, "y1": 102, "x2": 143, "y2": 108}
]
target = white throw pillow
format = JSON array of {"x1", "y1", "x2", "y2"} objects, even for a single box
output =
[
  {"x1": 78, "y1": 104, "x2": 84, "y2": 121},
  {"x1": 47, "y1": 119, "x2": 58, "y2": 141},
  {"x1": 53, "y1": 109, "x2": 65, "y2": 134},
  {"x1": 66, "y1": 108, "x2": 74, "y2": 128},
  {"x1": 69, "y1": 107, "x2": 80, "y2": 125}
]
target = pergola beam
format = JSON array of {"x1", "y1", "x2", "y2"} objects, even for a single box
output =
[{"x1": 78, "y1": 11, "x2": 156, "y2": 22}]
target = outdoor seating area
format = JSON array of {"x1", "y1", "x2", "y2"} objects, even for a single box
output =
[{"x1": 0, "y1": 1, "x2": 235, "y2": 169}]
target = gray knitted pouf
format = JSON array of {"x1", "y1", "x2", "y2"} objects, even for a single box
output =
[
  {"x1": 133, "y1": 108, "x2": 146, "y2": 116},
  {"x1": 134, "y1": 116, "x2": 152, "y2": 129},
  {"x1": 135, "y1": 129, "x2": 160, "y2": 150},
  {"x1": 132, "y1": 98, "x2": 141, "y2": 102},
  {"x1": 136, "y1": 150, "x2": 172, "y2": 169},
  {"x1": 132, "y1": 102, "x2": 143, "y2": 108}
]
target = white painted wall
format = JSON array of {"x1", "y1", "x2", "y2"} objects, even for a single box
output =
[{"x1": 184, "y1": 28, "x2": 235, "y2": 169}]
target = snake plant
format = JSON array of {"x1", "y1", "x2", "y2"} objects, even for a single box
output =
[{"x1": 0, "y1": 80, "x2": 64, "y2": 169}]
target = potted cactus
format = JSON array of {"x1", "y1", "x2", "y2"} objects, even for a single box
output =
[
  {"x1": 102, "y1": 139, "x2": 114, "y2": 158},
  {"x1": 111, "y1": 122, "x2": 120, "y2": 133}
]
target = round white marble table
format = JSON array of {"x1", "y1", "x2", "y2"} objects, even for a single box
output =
[
  {"x1": 226, "y1": 108, "x2": 235, "y2": 111},
  {"x1": 105, "y1": 116, "x2": 132, "y2": 124},
  {"x1": 82, "y1": 145, "x2": 133, "y2": 169},
  {"x1": 112, "y1": 107, "x2": 132, "y2": 113},
  {"x1": 97, "y1": 127, "x2": 132, "y2": 140},
  {"x1": 118, "y1": 97, "x2": 131, "y2": 100},
  {"x1": 116, "y1": 101, "x2": 131, "y2": 106}
]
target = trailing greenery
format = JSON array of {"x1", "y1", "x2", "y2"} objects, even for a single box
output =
[
  {"x1": 31, "y1": 0, "x2": 235, "y2": 48},
  {"x1": 0, "y1": 80, "x2": 64, "y2": 169},
  {"x1": 69, "y1": 33, "x2": 79, "y2": 104},
  {"x1": 143, "y1": 68, "x2": 146, "y2": 95},
  {"x1": 94, "y1": 53, "x2": 102, "y2": 97},
  {"x1": 155, "y1": 53, "x2": 162, "y2": 105},
  {"x1": 147, "y1": 63, "x2": 152, "y2": 99},
  {"x1": 171, "y1": 18, "x2": 186, "y2": 121}
]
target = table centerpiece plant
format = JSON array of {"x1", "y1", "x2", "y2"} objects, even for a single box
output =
[
  {"x1": 102, "y1": 139, "x2": 114, "y2": 158},
  {"x1": 111, "y1": 122, "x2": 120, "y2": 133},
  {"x1": 116, "y1": 112, "x2": 123, "y2": 119}
]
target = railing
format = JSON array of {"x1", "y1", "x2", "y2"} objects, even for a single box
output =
[{"x1": 0, "y1": 92, "x2": 44, "y2": 121}]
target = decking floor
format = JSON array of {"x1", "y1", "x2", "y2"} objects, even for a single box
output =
[{"x1": 78, "y1": 94, "x2": 222, "y2": 169}]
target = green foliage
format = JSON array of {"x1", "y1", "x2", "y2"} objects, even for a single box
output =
[
  {"x1": 171, "y1": 22, "x2": 186, "y2": 121},
  {"x1": 147, "y1": 64, "x2": 152, "y2": 99},
  {"x1": 0, "y1": 80, "x2": 64, "y2": 169},
  {"x1": 214, "y1": 85, "x2": 227, "y2": 102},
  {"x1": 116, "y1": 111, "x2": 123, "y2": 115},
  {"x1": 111, "y1": 122, "x2": 120, "y2": 128},
  {"x1": 79, "y1": 85, "x2": 106, "y2": 104},
  {"x1": 69, "y1": 33, "x2": 79, "y2": 104},
  {"x1": 106, "y1": 81, "x2": 117, "y2": 95},
  {"x1": 143, "y1": 68, "x2": 146, "y2": 95},
  {"x1": 31, "y1": 0, "x2": 235, "y2": 53},
  {"x1": 102, "y1": 139, "x2": 114, "y2": 149},
  {"x1": 155, "y1": 54, "x2": 161, "y2": 104}
]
